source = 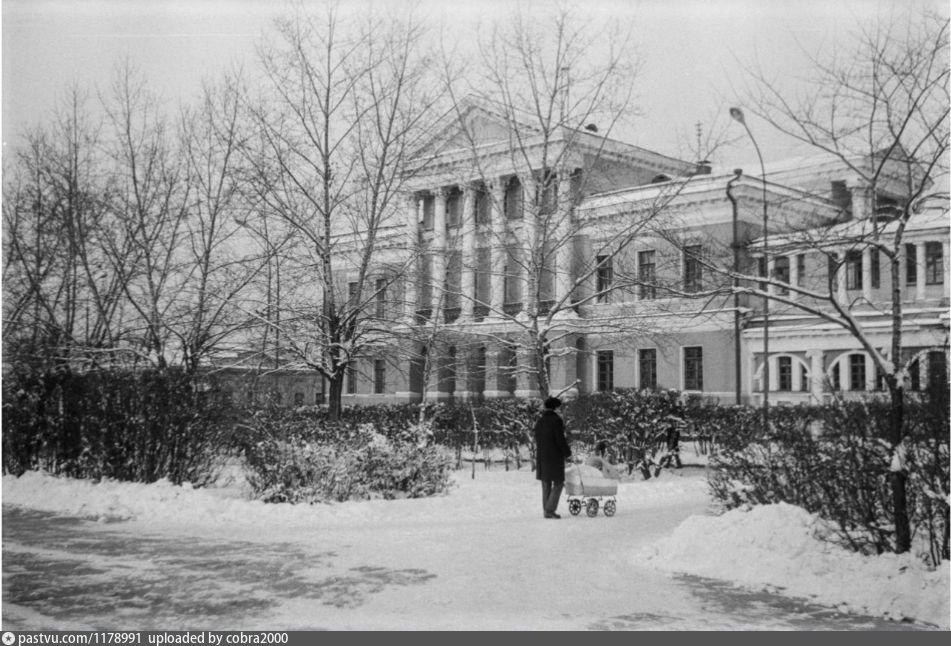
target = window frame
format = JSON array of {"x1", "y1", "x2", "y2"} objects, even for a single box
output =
[
  {"x1": 595, "y1": 254, "x2": 614, "y2": 303},
  {"x1": 905, "y1": 243, "x2": 918, "y2": 285},
  {"x1": 683, "y1": 346, "x2": 703, "y2": 391},
  {"x1": 638, "y1": 348, "x2": 657, "y2": 390},
  {"x1": 845, "y1": 250, "x2": 863, "y2": 291},
  {"x1": 925, "y1": 241, "x2": 943, "y2": 285},
  {"x1": 683, "y1": 245, "x2": 703, "y2": 293},
  {"x1": 373, "y1": 359, "x2": 386, "y2": 395},
  {"x1": 638, "y1": 249, "x2": 656, "y2": 300},
  {"x1": 596, "y1": 350, "x2": 615, "y2": 392},
  {"x1": 777, "y1": 355, "x2": 793, "y2": 391}
]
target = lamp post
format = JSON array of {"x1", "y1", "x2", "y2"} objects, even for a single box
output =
[
  {"x1": 726, "y1": 168, "x2": 743, "y2": 406},
  {"x1": 730, "y1": 107, "x2": 769, "y2": 427}
]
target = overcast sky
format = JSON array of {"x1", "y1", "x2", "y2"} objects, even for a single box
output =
[{"x1": 2, "y1": 0, "x2": 947, "y2": 172}]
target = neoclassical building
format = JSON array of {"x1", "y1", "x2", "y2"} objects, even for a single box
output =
[{"x1": 335, "y1": 101, "x2": 949, "y2": 407}]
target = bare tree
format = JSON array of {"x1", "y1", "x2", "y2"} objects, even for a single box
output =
[
  {"x1": 2, "y1": 89, "x2": 134, "y2": 367},
  {"x1": 435, "y1": 5, "x2": 705, "y2": 398},
  {"x1": 176, "y1": 77, "x2": 269, "y2": 375},
  {"x1": 240, "y1": 3, "x2": 440, "y2": 419},
  {"x1": 682, "y1": 10, "x2": 949, "y2": 553}
]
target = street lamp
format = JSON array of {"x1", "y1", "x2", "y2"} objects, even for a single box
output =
[
  {"x1": 730, "y1": 107, "x2": 769, "y2": 427},
  {"x1": 726, "y1": 168, "x2": 743, "y2": 406}
]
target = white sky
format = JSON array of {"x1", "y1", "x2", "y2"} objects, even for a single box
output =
[{"x1": 2, "y1": 0, "x2": 948, "y2": 172}]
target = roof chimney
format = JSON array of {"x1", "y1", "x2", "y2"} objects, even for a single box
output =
[{"x1": 694, "y1": 160, "x2": 712, "y2": 175}]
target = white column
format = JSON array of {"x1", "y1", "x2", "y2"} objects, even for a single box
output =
[
  {"x1": 432, "y1": 188, "x2": 448, "y2": 319},
  {"x1": 403, "y1": 193, "x2": 420, "y2": 321},
  {"x1": 862, "y1": 247, "x2": 872, "y2": 302},
  {"x1": 489, "y1": 180, "x2": 506, "y2": 316},
  {"x1": 461, "y1": 187, "x2": 476, "y2": 320},
  {"x1": 943, "y1": 240, "x2": 950, "y2": 298},
  {"x1": 835, "y1": 250, "x2": 847, "y2": 304},
  {"x1": 807, "y1": 349, "x2": 824, "y2": 403},
  {"x1": 915, "y1": 242, "x2": 927, "y2": 301},
  {"x1": 554, "y1": 171, "x2": 574, "y2": 305},
  {"x1": 789, "y1": 254, "x2": 799, "y2": 301},
  {"x1": 521, "y1": 178, "x2": 534, "y2": 314},
  {"x1": 514, "y1": 345, "x2": 539, "y2": 398},
  {"x1": 865, "y1": 353, "x2": 876, "y2": 392}
]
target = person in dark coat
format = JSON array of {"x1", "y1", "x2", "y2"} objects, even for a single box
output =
[{"x1": 534, "y1": 396, "x2": 572, "y2": 519}]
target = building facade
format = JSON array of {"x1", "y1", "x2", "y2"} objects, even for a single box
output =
[{"x1": 329, "y1": 102, "x2": 949, "y2": 407}]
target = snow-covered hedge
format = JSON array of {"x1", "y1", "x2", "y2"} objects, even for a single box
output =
[
  {"x1": 239, "y1": 418, "x2": 455, "y2": 503},
  {"x1": 709, "y1": 398, "x2": 949, "y2": 566},
  {"x1": 2, "y1": 367, "x2": 233, "y2": 486}
]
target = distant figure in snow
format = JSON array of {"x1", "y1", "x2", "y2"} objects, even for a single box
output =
[{"x1": 533, "y1": 396, "x2": 572, "y2": 519}]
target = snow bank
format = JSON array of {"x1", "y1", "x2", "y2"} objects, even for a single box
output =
[
  {"x1": 635, "y1": 502, "x2": 950, "y2": 629},
  {"x1": 2, "y1": 467, "x2": 708, "y2": 530}
]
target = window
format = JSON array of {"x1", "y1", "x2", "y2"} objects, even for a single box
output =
[
  {"x1": 596, "y1": 255, "x2": 613, "y2": 303},
  {"x1": 447, "y1": 188, "x2": 462, "y2": 228},
  {"x1": 870, "y1": 249, "x2": 880, "y2": 289},
  {"x1": 799, "y1": 364, "x2": 809, "y2": 392},
  {"x1": 796, "y1": 254, "x2": 806, "y2": 287},
  {"x1": 827, "y1": 253, "x2": 839, "y2": 289},
  {"x1": 422, "y1": 195, "x2": 434, "y2": 230},
  {"x1": 778, "y1": 356, "x2": 792, "y2": 391},
  {"x1": 905, "y1": 244, "x2": 917, "y2": 285},
  {"x1": 419, "y1": 254, "x2": 433, "y2": 311},
  {"x1": 374, "y1": 360, "x2": 386, "y2": 394},
  {"x1": 928, "y1": 351, "x2": 947, "y2": 392},
  {"x1": 849, "y1": 354, "x2": 866, "y2": 391},
  {"x1": 908, "y1": 358, "x2": 920, "y2": 391},
  {"x1": 293, "y1": 392, "x2": 305, "y2": 406},
  {"x1": 831, "y1": 362, "x2": 840, "y2": 391},
  {"x1": 845, "y1": 250, "x2": 863, "y2": 290},
  {"x1": 684, "y1": 245, "x2": 703, "y2": 293},
  {"x1": 347, "y1": 363, "x2": 357, "y2": 395},
  {"x1": 639, "y1": 349, "x2": 657, "y2": 390},
  {"x1": 375, "y1": 278, "x2": 386, "y2": 318},
  {"x1": 446, "y1": 347, "x2": 456, "y2": 396},
  {"x1": 504, "y1": 177, "x2": 523, "y2": 220},
  {"x1": 537, "y1": 170, "x2": 557, "y2": 215},
  {"x1": 758, "y1": 256, "x2": 768, "y2": 290},
  {"x1": 446, "y1": 251, "x2": 461, "y2": 311},
  {"x1": 475, "y1": 184, "x2": 490, "y2": 225},
  {"x1": 925, "y1": 242, "x2": 943, "y2": 285},
  {"x1": 348, "y1": 281, "x2": 359, "y2": 307},
  {"x1": 638, "y1": 250, "x2": 656, "y2": 300},
  {"x1": 683, "y1": 347, "x2": 703, "y2": 391},
  {"x1": 774, "y1": 256, "x2": 790, "y2": 295},
  {"x1": 596, "y1": 351, "x2": 614, "y2": 392}
]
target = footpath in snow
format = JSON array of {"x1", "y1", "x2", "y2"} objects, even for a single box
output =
[{"x1": 3, "y1": 467, "x2": 948, "y2": 629}]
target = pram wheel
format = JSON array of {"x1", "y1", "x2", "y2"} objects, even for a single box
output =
[
  {"x1": 568, "y1": 499, "x2": 582, "y2": 515},
  {"x1": 603, "y1": 500, "x2": 616, "y2": 517},
  {"x1": 585, "y1": 498, "x2": 599, "y2": 517}
]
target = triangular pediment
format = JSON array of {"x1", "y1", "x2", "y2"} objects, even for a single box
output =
[{"x1": 415, "y1": 97, "x2": 539, "y2": 158}]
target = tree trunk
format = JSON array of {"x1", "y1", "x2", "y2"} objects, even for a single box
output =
[
  {"x1": 327, "y1": 374, "x2": 344, "y2": 421},
  {"x1": 889, "y1": 382, "x2": 911, "y2": 553}
]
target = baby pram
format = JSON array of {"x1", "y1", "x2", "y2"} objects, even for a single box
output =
[{"x1": 564, "y1": 464, "x2": 618, "y2": 517}]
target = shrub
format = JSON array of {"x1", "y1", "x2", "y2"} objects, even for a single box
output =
[
  {"x1": 709, "y1": 398, "x2": 950, "y2": 564},
  {"x1": 2, "y1": 366, "x2": 233, "y2": 486},
  {"x1": 239, "y1": 418, "x2": 454, "y2": 503}
]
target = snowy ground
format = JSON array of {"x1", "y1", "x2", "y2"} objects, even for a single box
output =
[{"x1": 2, "y1": 465, "x2": 948, "y2": 630}]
